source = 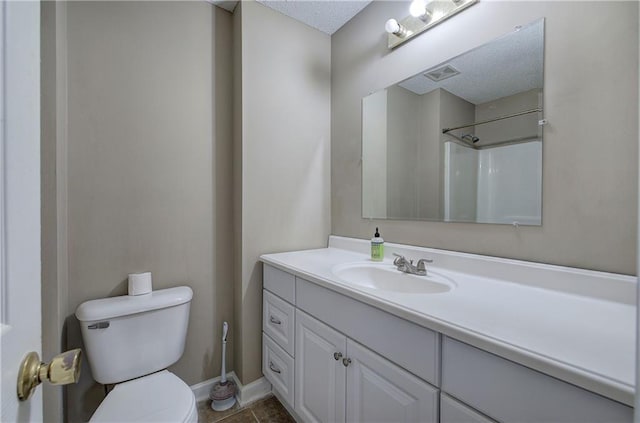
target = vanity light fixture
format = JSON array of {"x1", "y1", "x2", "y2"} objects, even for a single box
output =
[{"x1": 386, "y1": 0, "x2": 478, "y2": 49}]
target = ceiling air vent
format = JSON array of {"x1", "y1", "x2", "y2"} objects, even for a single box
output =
[{"x1": 424, "y1": 64, "x2": 460, "y2": 82}]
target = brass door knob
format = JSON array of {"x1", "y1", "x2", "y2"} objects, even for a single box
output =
[{"x1": 17, "y1": 348, "x2": 82, "y2": 401}]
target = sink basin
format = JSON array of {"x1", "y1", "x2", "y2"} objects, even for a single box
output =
[{"x1": 332, "y1": 262, "x2": 455, "y2": 294}]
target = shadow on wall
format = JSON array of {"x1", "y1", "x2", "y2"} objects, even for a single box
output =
[
  {"x1": 237, "y1": 261, "x2": 264, "y2": 385},
  {"x1": 108, "y1": 278, "x2": 129, "y2": 298}
]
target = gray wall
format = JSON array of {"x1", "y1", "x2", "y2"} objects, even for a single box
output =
[
  {"x1": 49, "y1": 2, "x2": 234, "y2": 420},
  {"x1": 332, "y1": 1, "x2": 639, "y2": 275},
  {"x1": 234, "y1": 0, "x2": 331, "y2": 384}
]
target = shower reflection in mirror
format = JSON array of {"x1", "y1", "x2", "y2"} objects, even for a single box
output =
[{"x1": 362, "y1": 19, "x2": 544, "y2": 226}]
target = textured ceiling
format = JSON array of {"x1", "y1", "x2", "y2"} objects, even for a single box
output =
[
  {"x1": 398, "y1": 20, "x2": 544, "y2": 105},
  {"x1": 208, "y1": 0, "x2": 372, "y2": 34},
  {"x1": 214, "y1": 0, "x2": 370, "y2": 35}
]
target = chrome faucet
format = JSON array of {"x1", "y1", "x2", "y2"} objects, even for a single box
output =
[{"x1": 393, "y1": 253, "x2": 433, "y2": 276}]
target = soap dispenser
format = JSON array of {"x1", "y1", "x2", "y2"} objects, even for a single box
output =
[{"x1": 371, "y1": 227, "x2": 384, "y2": 261}]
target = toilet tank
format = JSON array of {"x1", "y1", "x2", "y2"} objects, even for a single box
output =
[{"x1": 76, "y1": 286, "x2": 193, "y2": 385}]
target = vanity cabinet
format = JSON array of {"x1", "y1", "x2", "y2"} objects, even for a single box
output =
[
  {"x1": 262, "y1": 263, "x2": 633, "y2": 423},
  {"x1": 295, "y1": 309, "x2": 439, "y2": 423}
]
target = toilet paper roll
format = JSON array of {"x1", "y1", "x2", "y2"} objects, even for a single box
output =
[{"x1": 128, "y1": 272, "x2": 152, "y2": 296}]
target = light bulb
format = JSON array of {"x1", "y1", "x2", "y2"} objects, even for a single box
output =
[
  {"x1": 409, "y1": 0, "x2": 427, "y2": 18},
  {"x1": 385, "y1": 19, "x2": 401, "y2": 35},
  {"x1": 385, "y1": 18, "x2": 409, "y2": 37}
]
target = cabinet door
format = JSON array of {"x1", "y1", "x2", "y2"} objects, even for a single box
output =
[
  {"x1": 295, "y1": 310, "x2": 347, "y2": 423},
  {"x1": 346, "y1": 339, "x2": 439, "y2": 423}
]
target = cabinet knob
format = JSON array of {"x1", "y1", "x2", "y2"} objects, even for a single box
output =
[
  {"x1": 342, "y1": 357, "x2": 352, "y2": 367},
  {"x1": 333, "y1": 352, "x2": 343, "y2": 361}
]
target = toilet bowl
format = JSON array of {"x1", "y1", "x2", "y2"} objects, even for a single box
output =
[
  {"x1": 76, "y1": 286, "x2": 195, "y2": 422},
  {"x1": 90, "y1": 371, "x2": 197, "y2": 423}
]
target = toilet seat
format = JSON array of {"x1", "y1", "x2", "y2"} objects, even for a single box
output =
[{"x1": 90, "y1": 370, "x2": 197, "y2": 423}]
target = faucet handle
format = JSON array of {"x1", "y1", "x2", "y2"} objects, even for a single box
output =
[
  {"x1": 393, "y1": 253, "x2": 414, "y2": 266},
  {"x1": 416, "y1": 258, "x2": 433, "y2": 273}
]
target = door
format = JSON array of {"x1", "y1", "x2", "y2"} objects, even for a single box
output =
[
  {"x1": 0, "y1": 0, "x2": 43, "y2": 421},
  {"x1": 345, "y1": 339, "x2": 439, "y2": 423},
  {"x1": 295, "y1": 310, "x2": 346, "y2": 423}
]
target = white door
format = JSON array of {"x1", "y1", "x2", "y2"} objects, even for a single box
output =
[
  {"x1": 345, "y1": 339, "x2": 439, "y2": 423},
  {"x1": 295, "y1": 310, "x2": 346, "y2": 423},
  {"x1": 0, "y1": 0, "x2": 43, "y2": 421}
]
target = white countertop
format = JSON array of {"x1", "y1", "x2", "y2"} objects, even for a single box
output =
[{"x1": 260, "y1": 236, "x2": 636, "y2": 406}]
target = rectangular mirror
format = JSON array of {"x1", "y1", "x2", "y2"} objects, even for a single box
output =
[{"x1": 362, "y1": 19, "x2": 544, "y2": 225}]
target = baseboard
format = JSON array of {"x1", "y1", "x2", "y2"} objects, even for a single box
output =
[
  {"x1": 231, "y1": 374, "x2": 272, "y2": 407},
  {"x1": 190, "y1": 371, "x2": 272, "y2": 406}
]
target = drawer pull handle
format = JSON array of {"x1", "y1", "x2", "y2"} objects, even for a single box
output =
[
  {"x1": 333, "y1": 352, "x2": 343, "y2": 361},
  {"x1": 342, "y1": 357, "x2": 352, "y2": 367},
  {"x1": 269, "y1": 316, "x2": 282, "y2": 325},
  {"x1": 269, "y1": 361, "x2": 281, "y2": 374}
]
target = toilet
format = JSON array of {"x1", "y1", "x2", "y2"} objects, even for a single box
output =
[{"x1": 76, "y1": 286, "x2": 197, "y2": 422}]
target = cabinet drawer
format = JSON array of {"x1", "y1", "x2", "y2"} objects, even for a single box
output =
[
  {"x1": 263, "y1": 333, "x2": 294, "y2": 408},
  {"x1": 264, "y1": 264, "x2": 295, "y2": 304},
  {"x1": 440, "y1": 394, "x2": 495, "y2": 423},
  {"x1": 442, "y1": 337, "x2": 632, "y2": 423},
  {"x1": 296, "y1": 277, "x2": 440, "y2": 386},
  {"x1": 263, "y1": 290, "x2": 295, "y2": 356}
]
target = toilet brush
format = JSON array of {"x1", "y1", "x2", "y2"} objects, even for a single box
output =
[{"x1": 210, "y1": 321, "x2": 237, "y2": 411}]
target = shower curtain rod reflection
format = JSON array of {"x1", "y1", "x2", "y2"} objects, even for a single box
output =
[{"x1": 442, "y1": 108, "x2": 543, "y2": 134}]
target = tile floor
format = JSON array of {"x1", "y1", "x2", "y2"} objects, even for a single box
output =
[{"x1": 197, "y1": 395, "x2": 295, "y2": 423}]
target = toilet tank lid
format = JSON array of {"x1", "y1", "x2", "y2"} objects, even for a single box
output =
[{"x1": 75, "y1": 286, "x2": 193, "y2": 322}]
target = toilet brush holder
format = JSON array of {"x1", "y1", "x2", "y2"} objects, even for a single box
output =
[
  {"x1": 211, "y1": 321, "x2": 237, "y2": 411},
  {"x1": 210, "y1": 380, "x2": 237, "y2": 411}
]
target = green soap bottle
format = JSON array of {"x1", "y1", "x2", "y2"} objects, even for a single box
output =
[{"x1": 371, "y1": 227, "x2": 384, "y2": 261}]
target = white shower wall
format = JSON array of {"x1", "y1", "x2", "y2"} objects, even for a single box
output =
[
  {"x1": 477, "y1": 141, "x2": 542, "y2": 225},
  {"x1": 445, "y1": 140, "x2": 542, "y2": 225}
]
